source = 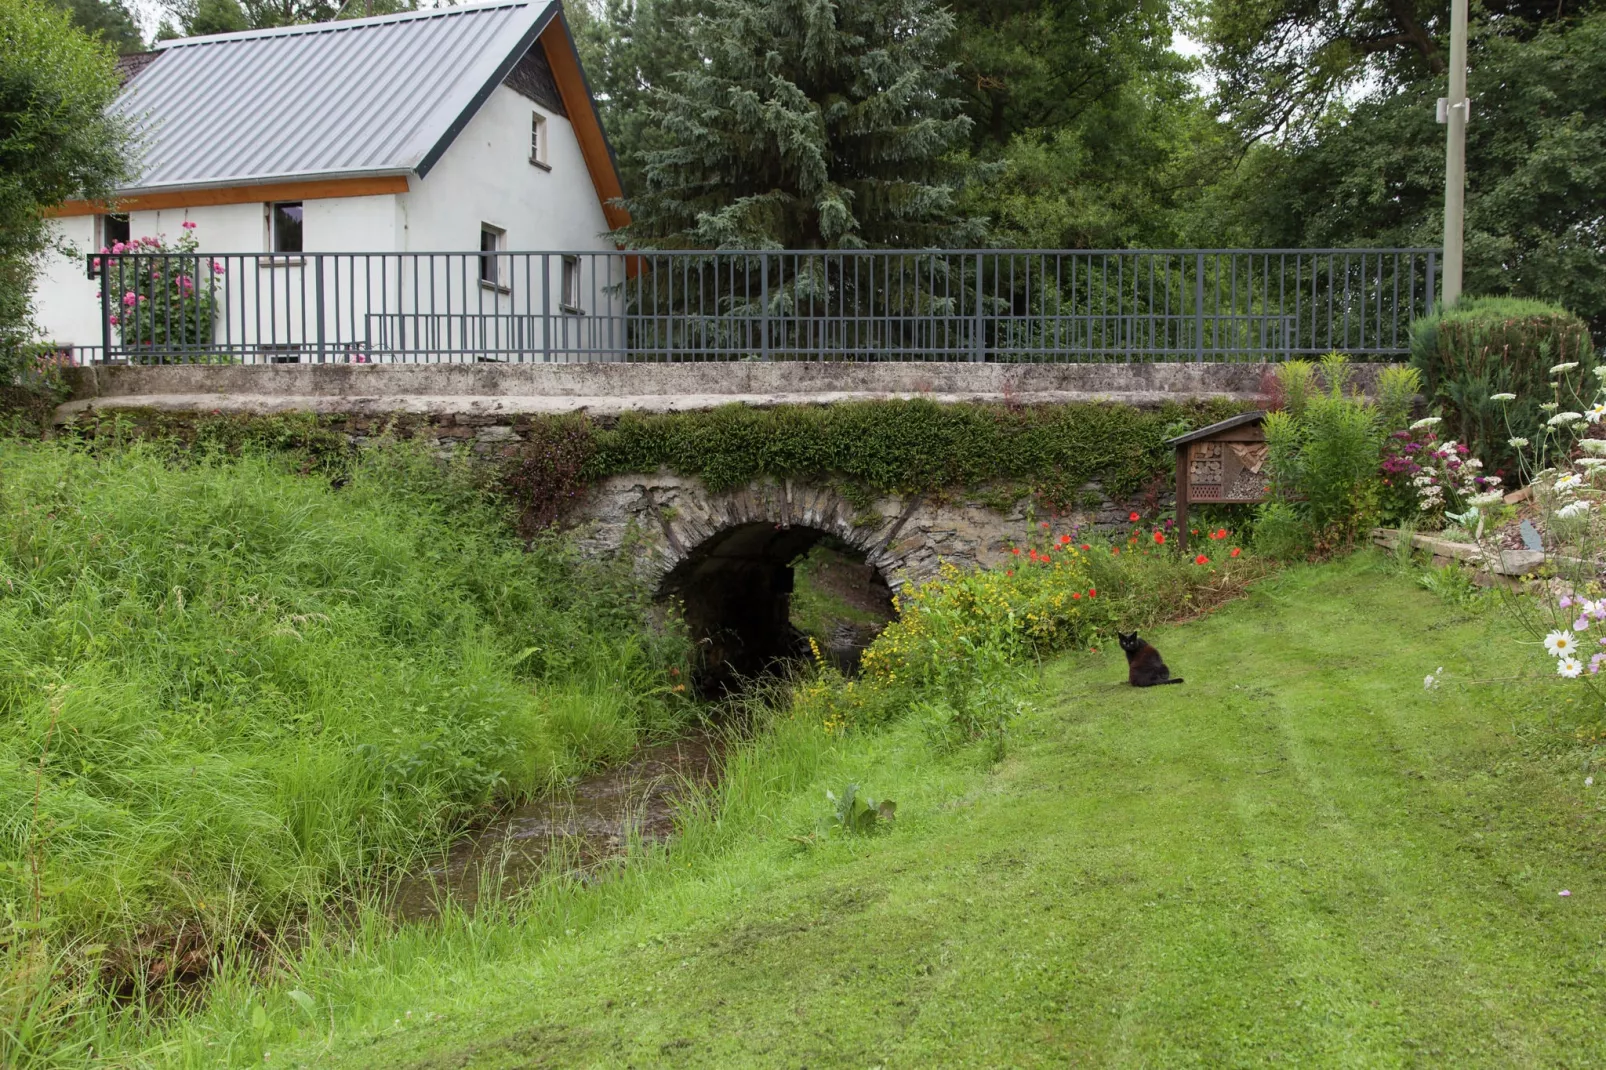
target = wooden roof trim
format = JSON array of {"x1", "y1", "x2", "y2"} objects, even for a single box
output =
[
  {"x1": 539, "y1": 13, "x2": 629, "y2": 231},
  {"x1": 50, "y1": 174, "x2": 411, "y2": 218}
]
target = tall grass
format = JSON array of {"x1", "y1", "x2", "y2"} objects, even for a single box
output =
[{"x1": 0, "y1": 437, "x2": 691, "y2": 991}]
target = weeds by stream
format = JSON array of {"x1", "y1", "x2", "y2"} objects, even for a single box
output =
[{"x1": 0, "y1": 436, "x2": 695, "y2": 1049}]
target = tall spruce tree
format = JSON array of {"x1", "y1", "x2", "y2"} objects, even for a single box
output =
[{"x1": 616, "y1": 0, "x2": 981, "y2": 249}]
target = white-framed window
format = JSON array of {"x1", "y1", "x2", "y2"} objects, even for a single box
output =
[
  {"x1": 268, "y1": 201, "x2": 303, "y2": 254},
  {"x1": 480, "y1": 224, "x2": 506, "y2": 287},
  {"x1": 561, "y1": 255, "x2": 582, "y2": 312},
  {"x1": 530, "y1": 112, "x2": 549, "y2": 169}
]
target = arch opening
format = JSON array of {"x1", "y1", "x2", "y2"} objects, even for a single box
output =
[{"x1": 657, "y1": 523, "x2": 896, "y2": 696}]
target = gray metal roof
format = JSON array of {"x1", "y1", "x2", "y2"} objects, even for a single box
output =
[{"x1": 115, "y1": 0, "x2": 556, "y2": 193}]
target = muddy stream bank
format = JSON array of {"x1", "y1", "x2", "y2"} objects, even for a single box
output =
[{"x1": 391, "y1": 733, "x2": 724, "y2": 919}]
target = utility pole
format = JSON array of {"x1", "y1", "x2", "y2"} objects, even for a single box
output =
[{"x1": 1440, "y1": 0, "x2": 1470, "y2": 307}]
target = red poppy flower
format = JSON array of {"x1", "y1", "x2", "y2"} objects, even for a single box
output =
[
  {"x1": 1012, "y1": 547, "x2": 1021, "y2": 555},
  {"x1": 1041, "y1": 521, "x2": 1050, "y2": 529},
  {"x1": 1080, "y1": 544, "x2": 1090, "y2": 551},
  {"x1": 1153, "y1": 532, "x2": 1165, "y2": 545},
  {"x1": 1088, "y1": 589, "x2": 1097, "y2": 598},
  {"x1": 1071, "y1": 592, "x2": 1081, "y2": 600},
  {"x1": 1129, "y1": 511, "x2": 1140, "y2": 522},
  {"x1": 1229, "y1": 547, "x2": 1241, "y2": 558},
  {"x1": 1112, "y1": 548, "x2": 1120, "y2": 555},
  {"x1": 1194, "y1": 554, "x2": 1209, "y2": 565},
  {"x1": 1006, "y1": 569, "x2": 1014, "y2": 576}
]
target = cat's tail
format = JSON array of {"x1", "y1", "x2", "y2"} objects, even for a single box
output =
[{"x1": 1164, "y1": 677, "x2": 1185, "y2": 685}]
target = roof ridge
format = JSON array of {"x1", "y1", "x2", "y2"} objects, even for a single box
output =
[{"x1": 156, "y1": 0, "x2": 531, "y2": 50}]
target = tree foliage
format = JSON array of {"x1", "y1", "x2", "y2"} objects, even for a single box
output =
[
  {"x1": 48, "y1": 0, "x2": 141, "y2": 53},
  {"x1": 0, "y1": 0, "x2": 128, "y2": 345},
  {"x1": 1201, "y1": 11, "x2": 1606, "y2": 334},
  {"x1": 613, "y1": 0, "x2": 981, "y2": 249}
]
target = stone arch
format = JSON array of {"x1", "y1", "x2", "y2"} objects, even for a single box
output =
[{"x1": 570, "y1": 470, "x2": 1151, "y2": 687}]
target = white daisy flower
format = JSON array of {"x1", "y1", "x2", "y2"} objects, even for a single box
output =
[
  {"x1": 1557, "y1": 500, "x2": 1593, "y2": 520},
  {"x1": 1411, "y1": 417, "x2": 1443, "y2": 430},
  {"x1": 1551, "y1": 362, "x2": 1581, "y2": 374},
  {"x1": 1509, "y1": 437, "x2": 1529, "y2": 448},
  {"x1": 1490, "y1": 392, "x2": 1517, "y2": 402},
  {"x1": 1588, "y1": 403, "x2": 1606, "y2": 423},
  {"x1": 1559, "y1": 656, "x2": 1584, "y2": 678},
  {"x1": 1555, "y1": 472, "x2": 1584, "y2": 492},
  {"x1": 1545, "y1": 630, "x2": 1579, "y2": 656},
  {"x1": 1549, "y1": 411, "x2": 1583, "y2": 427}
]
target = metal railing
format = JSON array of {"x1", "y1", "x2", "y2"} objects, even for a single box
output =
[{"x1": 90, "y1": 248, "x2": 1438, "y2": 364}]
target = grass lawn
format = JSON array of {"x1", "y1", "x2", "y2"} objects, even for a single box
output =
[{"x1": 276, "y1": 556, "x2": 1606, "y2": 1067}]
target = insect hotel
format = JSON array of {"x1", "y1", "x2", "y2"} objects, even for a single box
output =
[{"x1": 1165, "y1": 411, "x2": 1269, "y2": 552}]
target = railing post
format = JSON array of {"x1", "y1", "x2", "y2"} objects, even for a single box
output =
[
  {"x1": 541, "y1": 254, "x2": 551, "y2": 363},
  {"x1": 760, "y1": 253, "x2": 770, "y2": 361},
  {"x1": 99, "y1": 256, "x2": 112, "y2": 362},
  {"x1": 1425, "y1": 250, "x2": 1438, "y2": 316},
  {"x1": 1194, "y1": 251, "x2": 1205, "y2": 362},
  {"x1": 314, "y1": 255, "x2": 326, "y2": 364},
  {"x1": 972, "y1": 252, "x2": 984, "y2": 362}
]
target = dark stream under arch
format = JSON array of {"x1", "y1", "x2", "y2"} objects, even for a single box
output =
[{"x1": 657, "y1": 522, "x2": 898, "y2": 696}]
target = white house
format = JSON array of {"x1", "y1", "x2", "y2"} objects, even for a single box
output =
[{"x1": 38, "y1": 0, "x2": 631, "y2": 362}]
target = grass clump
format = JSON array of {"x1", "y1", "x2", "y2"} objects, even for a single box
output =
[{"x1": 0, "y1": 438, "x2": 691, "y2": 981}]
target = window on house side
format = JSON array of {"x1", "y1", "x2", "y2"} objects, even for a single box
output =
[
  {"x1": 561, "y1": 255, "x2": 581, "y2": 312},
  {"x1": 480, "y1": 225, "x2": 505, "y2": 286},
  {"x1": 530, "y1": 112, "x2": 548, "y2": 167},
  {"x1": 101, "y1": 213, "x2": 130, "y2": 248},
  {"x1": 91, "y1": 213, "x2": 130, "y2": 278},
  {"x1": 270, "y1": 202, "x2": 303, "y2": 254}
]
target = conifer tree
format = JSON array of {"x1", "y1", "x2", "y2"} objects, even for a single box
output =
[{"x1": 616, "y1": 0, "x2": 982, "y2": 249}]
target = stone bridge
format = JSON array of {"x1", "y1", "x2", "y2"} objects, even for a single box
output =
[{"x1": 59, "y1": 360, "x2": 1376, "y2": 688}]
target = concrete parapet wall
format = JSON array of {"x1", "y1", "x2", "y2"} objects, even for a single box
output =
[{"x1": 56, "y1": 360, "x2": 1397, "y2": 420}]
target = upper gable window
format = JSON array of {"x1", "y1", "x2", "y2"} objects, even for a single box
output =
[
  {"x1": 530, "y1": 112, "x2": 549, "y2": 170},
  {"x1": 270, "y1": 202, "x2": 303, "y2": 254}
]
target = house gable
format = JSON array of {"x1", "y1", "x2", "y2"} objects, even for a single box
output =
[
  {"x1": 48, "y1": 1, "x2": 627, "y2": 230},
  {"x1": 503, "y1": 42, "x2": 567, "y2": 117}
]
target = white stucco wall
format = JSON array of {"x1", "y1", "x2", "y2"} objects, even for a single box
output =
[{"x1": 32, "y1": 82, "x2": 619, "y2": 358}]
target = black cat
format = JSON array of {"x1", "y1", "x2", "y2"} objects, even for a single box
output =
[{"x1": 1117, "y1": 631, "x2": 1184, "y2": 687}]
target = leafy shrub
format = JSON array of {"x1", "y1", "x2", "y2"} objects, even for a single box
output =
[
  {"x1": 796, "y1": 521, "x2": 1267, "y2": 738},
  {"x1": 101, "y1": 225, "x2": 223, "y2": 358},
  {"x1": 1255, "y1": 354, "x2": 1405, "y2": 557},
  {"x1": 1410, "y1": 296, "x2": 1596, "y2": 477}
]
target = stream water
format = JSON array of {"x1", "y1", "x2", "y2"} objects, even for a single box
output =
[{"x1": 392, "y1": 732, "x2": 723, "y2": 919}]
